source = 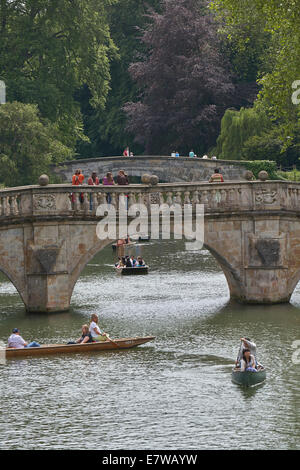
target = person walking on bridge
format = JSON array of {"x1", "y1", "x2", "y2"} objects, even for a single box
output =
[{"x1": 209, "y1": 168, "x2": 224, "y2": 183}]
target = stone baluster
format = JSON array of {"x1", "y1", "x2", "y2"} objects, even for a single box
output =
[
  {"x1": 210, "y1": 189, "x2": 216, "y2": 209},
  {"x1": 201, "y1": 190, "x2": 209, "y2": 206},
  {"x1": 138, "y1": 192, "x2": 144, "y2": 206},
  {"x1": 73, "y1": 192, "x2": 80, "y2": 212},
  {"x1": 228, "y1": 188, "x2": 236, "y2": 207},
  {"x1": 11, "y1": 195, "x2": 19, "y2": 216},
  {"x1": 175, "y1": 191, "x2": 182, "y2": 206},
  {"x1": 220, "y1": 189, "x2": 227, "y2": 208},
  {"x1": 92, "y1": 192, "x2": 98, "y2": 213},
  {"x1": 184, "y1": 191, "x2": 191, "y2": 205},
  {"x1": 192, "y1": 190, "x2": 200, "y2": 206},
  {"x1": 166, "y1": 192, "x2": 173, "y2": 207},
  {"x1": 3, "y1": 196, "x2": 10, "y2": 216},
  {"x1": 66, "y1": 193, "x2": 72, "y2": 211},
  {"x1": 159, "y1": 191, "x2": 164, "y2": 206},
  {"x1": 83, "y1": 191, "x2": 90, "y2": 213},
  {"x1": 0, "y1": 196, "x2": 3, "y2": 216},
  {"x1": 111, "y1": 192, "x2": 118, "y2": 210},
  {"x1": 292, "y1": 188, "x2": 298, "y2": 207},
  {"x1": 128, "y1": 192, "x2": 136, "y2": 209},
  {"x1": 98, "y1": 192, "x2": 107, "y2": 206}
]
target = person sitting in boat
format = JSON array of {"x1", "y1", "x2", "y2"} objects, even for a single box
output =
[
  {"x1": 136, "y1": 256, "x2": 145, "y2": 267},
  {"x1": 7, "y1": 328, "x2": 40, "y2": 349},
  {"x1": 236, "y1": 337, "x2": 257, "y2": 366},
  {"x1": 89, "y1": 314, "x2": 108, "y2": 342},
  {"x1": 130, "y1": 255, "x2": 137, "y2": 267},
  {"x1": 240, "y1": 349, "x2": 257, "y2": 372},
  {"x1": 125, "y1": 256, "x2": 132, "y2": 268},
  {"x1": 76, "y1": 325, "x2": 94, "y2": 344}
]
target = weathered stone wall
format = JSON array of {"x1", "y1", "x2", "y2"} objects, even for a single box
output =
[{"x1": 53, "y1": 156, "x2": 248, "y2": 183}]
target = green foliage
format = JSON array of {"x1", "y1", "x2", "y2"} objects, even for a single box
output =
[
  {"x1": 0, "y1": 102, "x2": 72, "y2": 187},
  {"x1": 0, "y1": 0, "x2": 118, "y2": 149},
  {"x1": 217, "y1": 105, "x2": 272, "y2": 160},
  {"x1": 277, "y1": 170, "x2": 300, "y2": 182},
  {"x1": 245, "y1": 160, "x2": 278, "y2": 180},
  {"x1": 211, "y1": 0, "x2": 300, "y2": 148},
  {"x1": 77, "y1": 0, "x2": 161, "y2": 157}
]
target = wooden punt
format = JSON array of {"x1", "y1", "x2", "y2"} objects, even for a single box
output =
[
  {"x1": 115, "y1": 266, "x2": 149, "y2": 275},
  {"x1": 5, "y1": 336, "x2": 155, "y2": 359},
  {"x1": 138, "y1": 235, "x2": 150, "y2": 242},
  {"x1": 112, "y1": 242, "x2": 136, "y2": 251},
  {"x1": 231, "y1": 367, "x2": 267, "y2": 387}
]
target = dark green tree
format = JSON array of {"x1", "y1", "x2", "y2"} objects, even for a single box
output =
[
  {"x1": 124, "y1": 0, "x2": 235, "y2": 155},
  {"x1": 76, "y1": 0, "x2": 161, "y2": 157},
  {"x1": 0, "y1": 102, "x2": 71, "y2": 186},
  {"x1": 0, "y1": 0, "x2": 117, "y2": 149}
]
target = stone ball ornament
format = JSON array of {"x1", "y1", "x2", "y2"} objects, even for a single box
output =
[
  {"x1": 244, "y1": 170, "x2": 255, "y2": 181},
  {"x1": 39, "y1": 174, "x2": 50, "y2": 186},
  {"x1": 150, "y1": 175, "x2": 159, "y2": 186},
  {"x1": 258, "y1": 170, "x2": 269, "y2": 182},
  {"x1": 141, "y1": 174, "x2": 151, "y2": 184}
]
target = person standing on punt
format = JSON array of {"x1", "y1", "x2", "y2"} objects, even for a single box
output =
[
  {"x1": 89, "y1": 314, "x2": 108, "y2": 342},
  {"x1": 236, "y1": 337, "x2": 257, "y2": 367},
  {"x1": 7, "y1": 328, "x2": 40, "y2": 348}
]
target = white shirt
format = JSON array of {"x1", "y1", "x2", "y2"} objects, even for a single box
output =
[
  {"x1": 240, "y1": 355, "x2": 256, "y2": 371},
  {"x1": 89, "y1": 321, "x2": 102, "y2": 338},
  {"x1": 8, "y1": 334, "x2": 26, "y2": 349}
]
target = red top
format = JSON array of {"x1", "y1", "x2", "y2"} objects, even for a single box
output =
[
  {"x1": 72, "y1": 173, "x2": 85, "y2": 185},
  {"x1": 88, "y1": 176, "x2": 99, "y2": 186}
]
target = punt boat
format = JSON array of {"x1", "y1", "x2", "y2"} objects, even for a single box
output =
[
  {"x1": 231, "y1": 367, "x2": 267, "y2": 387},
  {"x1": 115, "y1": 266, "x2": 149, "y2": 275},
  {"x1": 112, "y1": 241, "x2": 136, "y2": 251},
  {"x1": 5, "y1": 336, "x2": 155, "y2": 359}
]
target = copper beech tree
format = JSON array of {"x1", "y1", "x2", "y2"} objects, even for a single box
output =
[{"x1": 124, "y1": 0, "x2": 235, "y2": 154}]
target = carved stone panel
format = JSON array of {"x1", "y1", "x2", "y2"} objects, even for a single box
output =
[
  {"x1": 255, "y1": 190, "x2": 277, "y2": 205},
  {"x1": 245, "y1": 233, "x2": 287, "y2": 268},
  {"x1": 33, "y1": 194, "x2": 56, "y2": 211}
]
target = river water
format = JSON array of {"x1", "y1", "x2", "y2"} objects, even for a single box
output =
[{"x1": 0, "y1": 240, "x2": 299, "y2": 450}]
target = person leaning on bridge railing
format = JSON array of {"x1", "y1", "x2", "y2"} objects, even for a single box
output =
[
  {"x1": 88, "y1": 171, "x2": 100, "y2": 209},
  {"x1": 209, "y1": 168, "x2": 224, "y2": 183},
  {"x1": 71, "y1": 169, "x2": 85, "y2": 204}
]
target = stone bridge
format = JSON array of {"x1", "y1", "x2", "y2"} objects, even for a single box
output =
[
  {"x1": 53, "y1": 155, "x2": 248, "y2": 183},
  {"x1": 1, "y1": 180, "x2": 300, "y2": 313}
]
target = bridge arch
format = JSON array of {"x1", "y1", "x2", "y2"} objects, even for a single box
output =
[
  {"x1": 67, "y1": 231, "x2": 245, "y2": 309},
  {"x1": 0, "y1": 265, "x2": 27, "y2": 307}
]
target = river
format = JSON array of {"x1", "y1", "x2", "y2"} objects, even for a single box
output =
[{"x1": 0, "y1": 240, "x2": 299, "y2": 450}]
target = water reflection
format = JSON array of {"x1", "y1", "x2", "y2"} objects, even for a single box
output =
[{"x1": 0, "y1": 240, "x2": 299, "y2": 450}]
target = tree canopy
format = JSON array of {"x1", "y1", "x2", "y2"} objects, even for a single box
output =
[
  {"x1": 124, "y1": 0, "x2": 235, "y2": 154},
  {"x1": 0, "y1": 0, "x2": 117, "y2": 148},
  {"x1": 0, "y1": 101, "x2": 71, "y2": 186}
]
